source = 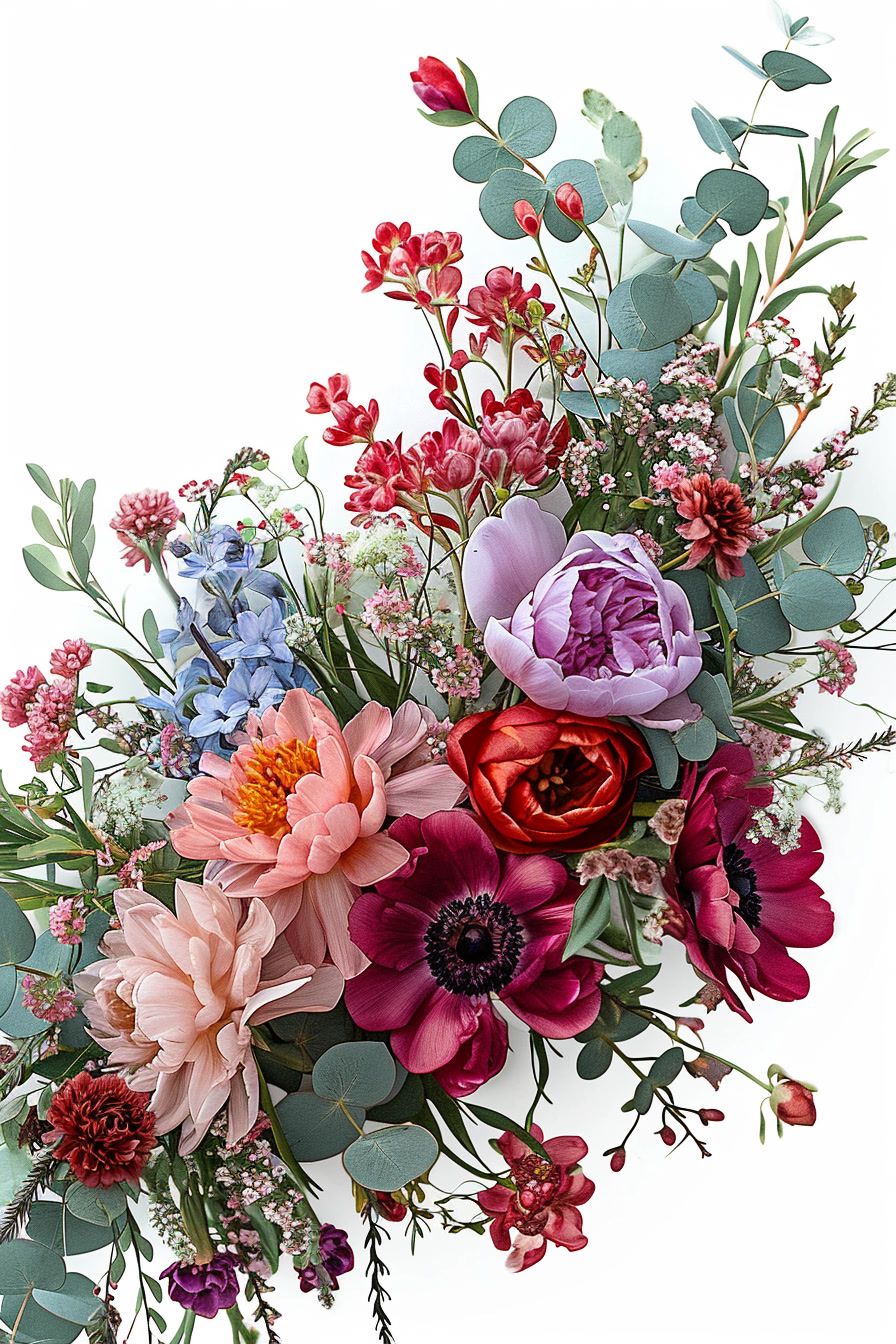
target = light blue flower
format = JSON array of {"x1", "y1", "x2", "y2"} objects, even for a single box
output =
[
  {"x1": 216, "y1": 600, "x2": 292, "y2": 666},
  {"x1": 188, "y1": 664, "x2": 290, "y2": 740}
]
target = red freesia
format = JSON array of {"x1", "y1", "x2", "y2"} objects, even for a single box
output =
[
  {"x1": 663, "y1": 744, "x2": 833, "y2": 1019},
  {"x1": 513, "y1": 200, "x2": 541, "y2": 236},
  {"x1": 554, "y1": 183, "x2": 585, "y2": 222},
  {"x1": 417, "y1": 418, "x2": 482, "y2": 492},
  {"x1": 671, "y1": 473, "x2": 755, "y2": 579},
  {"x1": 477, "y1": 388, "x2": 565, "y2": 487},
  {"x1": 466, "y1": 266, "x2": 553, "y2": 344},
  {"x1": 307, "y1": 374, "x2": 379, "y2": 446},
  {"x1": 45, "y1": 1071, "x2": 156, "y2": 1187},
  {"x1": 447, "y1": 700, "x2": 651, "y2": 854},
  {"x1": 344, "y1": 810, "x2": 602, "y2": 1096},
  {"x1": 478, "y1": 1124, "x2": 595, "y2": 1271},
  {"x1": 410, "y1": 57, "x2": 471, "y2": 115}
]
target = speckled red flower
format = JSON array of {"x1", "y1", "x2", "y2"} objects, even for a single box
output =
[
  {"x1": 671, "y1": 473, "x2": 755, "y2": 579},
  {"x1": 45, "y1": 1071, "x2": 156, "y2": 1187}
]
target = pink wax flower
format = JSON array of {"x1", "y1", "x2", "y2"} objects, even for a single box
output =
[
  {"x1": 48, "y1": 896, "x2": 88, "y2": 945},
  {"x1": 49, "y1": 638, "x2": 92, "y2": 678},
  {"x1": 110, "y1": 489, "x2": 181, "y2": 570},
  {"x1": 23, "y1": 678, "x2": 76, "y2": 766},
  {"x1": 1, "y1": 665, "x2": 46, "y2": 727},
  {"x1": 343, "y1": 810, "x2": 602, "y2": 1097},
  {"x1": 168, "y1": 690, "x2": 464, "y2": 978},
  {"x1": 77, "y1": 880, "x2": 344, "y2": 1153}
]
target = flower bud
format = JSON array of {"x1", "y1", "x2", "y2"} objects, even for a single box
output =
[
  {"x1": 659, "y1": 1126, "x2": 676, "y2": 1146},
  {"x1": 609, "y1": 1148, "x2": 626, "y2": 1172},
  {"x1": 410, "y1": 57, "x2": 472, "y2": 115},
  {"x1": 513, "y1": 200, "x2": 541, "y2": 237},
  {"x1": 770, "y1": 1080, "x2": 816, "y2": 1127},
  {"x1": 555, "y1": 183, "x2": 585, "y2": 222},
  {"x1": 698, "y1": 1108, "x2": 724, "y2": 1124}
]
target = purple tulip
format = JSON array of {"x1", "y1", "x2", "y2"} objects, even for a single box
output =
[
  {"x1": 462, "y1": 496, "x2": 702, "y2": 728},
  {"x1": 161, "y1": 1253, "x2": 240, "y2": 1318}
]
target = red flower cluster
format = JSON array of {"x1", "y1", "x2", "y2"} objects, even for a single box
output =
[
  {"x1": 361, "y1": 223, "x2": 463, "y2": 316},
  {"x1": 466, "y1": 265, "x2": 553, "y2": 345},
  {"x1": 306, "y1": 373, "x2": 379, "y2": 447},
  {"x1": 45, "y1": 1071, "x2": 156, "y2": 1187}
]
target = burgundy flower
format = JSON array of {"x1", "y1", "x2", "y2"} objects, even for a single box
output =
[
  {"x1": 410, "y1": 57, "x2": 471, "y2": 115},
  {"x1": 344, "y1": 810, "x2": 602, "y2": 1097},
  {"x1": 298, "y1": 1225, "x2": 354, "y2": 1293},
  {"x1": 478, "y1": 1124, "x2": 594, "y2": 1271},
  {"x1": 771, "y1": 1079, "x2": 817, "y2": 1127},
  {"x1": 161, "y1": 1253, "x2": 240, "y2": 1318},
  {"x1": 671, "y1": 473, "x2": 755, "y2": 579},
  {"x1": 45, "y1": 1071, "x2": 156, "y2": 1187},
  {"x1": 663, "y1": 745, "x2": 832, "y2": 1019}
]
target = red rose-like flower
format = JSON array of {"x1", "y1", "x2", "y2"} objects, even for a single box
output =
[
  {"x1": 771, "y1": 1079, "x2": 817, "y2": 1127},
  {"x1": 410, "y1": 57, "x2": 471, "y2": 115},
  {"x1": 478, "y1": 1125, "x2": 595, "y2": 1272},
  {"x1": 45, "y1": 1071, "x2": 156, "y2": 1187},
  {"x1": 447, "y1": 701, "x2": 651, "y2": 854},
  {"x1": 671, "y1": 473, "x2": 755, "y2": 580}
]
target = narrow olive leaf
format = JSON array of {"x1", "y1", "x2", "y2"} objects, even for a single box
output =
[
  {"x1": 26, "y1": 463, "x2": 59, "y2": 503},
  {"x1": 31, "y1": 506, "x2": 64, "y2": 548},
  {"x1": 456, "y1": 58, "x2": 479, "y2": 118},
  {"x1": 564, "y1": 879, "x2": 612, "y2": 959},
  {"x1": 22, "y1": 544, "x2": 78, "y2": 593}
]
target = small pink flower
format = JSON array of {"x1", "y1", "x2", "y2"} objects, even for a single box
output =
[
  {"x1": 21, "y1": 974, "x2": 78, "y2": 1023},
  {"x1": 110, "y1": 490, "x2": 181, "y2": 570},
  {"x1": 816, "y1": 639, "x2": 857, "y2": 696},
  {"x1": 49, "y1": 638, "x2": 92, "y2": 679},
  {"x1": 648, "y1": 799, "x2": 687, "y2": 845},
  {"x1": 49, "y1": 897, "x2": 88, "y2": 946},
  {"x1": 1, "y1": 666, "x2": 46, "y2": 726},
  {"x1": 23, "y1": 678, "x2": 76, "y2": 766}
]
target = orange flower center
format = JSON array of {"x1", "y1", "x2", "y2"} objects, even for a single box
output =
[{"x1": 234, "y1": 737, "x2": 320, "y2": 838}]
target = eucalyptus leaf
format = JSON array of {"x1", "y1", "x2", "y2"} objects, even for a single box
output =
[
  {"x1": 64, "y1": 1182, "x2": 127, "y2": 1226},
  {"x1": 0, "y1": 885, "x2": 36, "y2": 965},
  {"x1": 605, "y1": 274, "x2": 692, "y2": 350},
  {"x1": 638, "y1": 726, "x2": 680, "y2": 789},
  {"x1": 599, "y1": 344, "x2": 675, "y2": 388},
  {"x1": 27, "y1": 1201, "x2": 118, "y2": 1255},
  {"x1": 674, "y1": 715, "x2": 718, "y2": 762},
  {"x1": 722, "y1": 555, "x2": 791, "y2": 655},
  {"x1": 722, "y1": 46, "x2": 767, "y2": 79},
  {"x1": 731, "y1": 364, "x2": 786, "y2": 459},
  {"x1": 778, "y1": 568, "x2": 856, "y2": 630},
  {"x1": 649, "y1": 1047, "x2": 685, "y2": 1086},
  {"x1": 802, "y1": 506, "x2": 867, "y2": 574},
  {"x1": 689, "y1": 671, "x2": 739, "y2": 739},
  {"x1": 564, "y1": 879, "x2": 612, "y2": 959},
  {"x1": 674, "y1": 267, "x2": 718, "y2": 324},
  {"x1": 312, "y1": 1042, "x2": 396, "y2": 1109},
  {"x1": 33, "y1": 1273, "x2": 104, "y2": 1326},
  {"x1": 602, "y1": 112, "x2": 642, "y2": 172},
  {"x1": 762, "y1": 49, "x2": 831, "y2": 91},
  {"x1": 0, "y1": 1239, "x2": 67, "y2": 1293},
  {"x1": 695, "y1": 169, "x2": 769, "y2": 235},
  {"x1": 577, "y1": 1037, "x2": 613, "y2": 1080},
  {"x1": 0, "y1": 1293, "x2": 83, "y2": 1344},
  {"x1": 679, "y1": 196, "x2": 726, "y2": 246},
  {"x1": 453, "y1": 136, "x2": 517, "y2": 184},
  {"x1": 594, "y1": 158, "x2": 633, "y2": 217},
  {"x1": 277, "y1": 1090, "x2": 365, "y2": 1162},
  {"x1": 342, "y1": 1124, "x2": 438, "y2": 1192},
  {"x1": 628, "y1": 218, "x2": 711, "y2": 260},
  {"x1": 497, "y1": 96, "x2": 556, "y2": 158},
  {"x1": 692, "y1": 104, "x2": 744, "y2": 164}
]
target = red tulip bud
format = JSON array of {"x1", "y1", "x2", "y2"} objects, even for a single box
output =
[
  {"x1": 770, "y1": 1080, "x2": 816, "y2": 1127},
  {"x1": 513, "y1": 200, "x2": 541, "y2": 237},
  {"x1": 699, "y1": 1108, "x2": 725, "y2": 1124},
  {"x1": 410, "y1": 57, "x2": 472, "y2": 115},
  {"x1": 555, "y1": 183, "x2": 585, "y2": 222},
  {"x1": 609, "y1": 1148, "x2": 626, "y2": 1172}
]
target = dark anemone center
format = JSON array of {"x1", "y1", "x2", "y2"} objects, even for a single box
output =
[
  {"x1": 723, "y1": 842, "x2": 762, "y2": 929},
  {"x1": 424, "y1": 894, "x2": 524, "y2": 996}
]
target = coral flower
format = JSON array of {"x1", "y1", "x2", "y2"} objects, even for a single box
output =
[
  {"x1": 45, "y1": 1071, "x2": 156, "y2": 1188},
  {"x1": 110, "y1": 489, "x2": 181, "y2": 570},
  {"x1": 78, "y1": 880, "x2": 344, "y2": 1152},
  {"x1": 168, "y1": 690, "x2": 464, "y2": 977},
  {"x1": 663, "y1": 745, "x2": 832, "y2": 1019},
  {"x1": 478, "y1": 1124, "x2": 595, "y2": 1271},
  {"x1": 671, "y1": 473, "x2": 755, "y2": 580},
  {"x1": 344, "y1": 810, "x2": 602, "y2": 1097}
]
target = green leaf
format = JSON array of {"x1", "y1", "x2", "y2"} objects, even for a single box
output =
[
  {"x1": 342, "y1": 1124, "x2": 438, "y2": 1192},
  {"x1": 649, "y1": 1047, "x2": 685, "y2": 1086},
  {"x1": 723, "y1": 119, "x2": 807, "y2": 139},
  {"x1": 628, "y1": 219, "x2": 710, "y2": 260},
  {"x1": 599, "y1": 344, "x2": 675, "y2": 388},
  {"x1": 27, "y1": 1201, "x2": 119, "y2": 1255},
  {"x1": 312, "y1": 1042, "x2": 396, "y2": 1110},
  {"x1": 602, "y1": 112, "x2": 642, "y2": 172},
  {"x1": 802, "y1": 507, "x2": 867, "y2": 574},
  {"x1": 564, "y1": 879, "x2": 612, "y2": 958},
  {"x1": 0, "y1": 1239, "x2": 67, "y2": 1293},
  {"x1": 582, "y1": 88, "x2": 616, "y2": 130},
  {"x1": 722, "y1": 46, "x2": 767, "y2": 79},
  {"x1": 70, "y1": 480, "x2": 95, "y2": 545},
  {"x1": 805, "y1": 202, "x2": 843, "y2": 239},
  {"x1": 0, "y1": 884, "x2": 37, "y2": 964},
  {"x1": 478, "y1": 168, "x2": 548, "y2": 240},
  {"x1": 696, "y1": 169, "x2": 769, "y2": 236},
  {"x1": 756, "y1": 283, "x2": 827, "y2": 321},
  {"x1": 638, "y1": 726, "x2": 679, "y2": 789},
  {"x1": 33, "y1": 1273, "x2": 104, "y2": 1326},
  {"x1": 22, "y1": 544, "x2": 77, "y2": 593},
  {"x1": 689, "y1": 671, "x2": 739, "y2": 739},
  {"x1": 778, "y1": 569, "x2": 856, "y2": 630},
  {"x1": 277, "y1": 1090, "x2": 365, "y2": 1162},
  {"x1": 291, "y1": 438, "x2": 309, "y2": 478},
  {"x1": 465, "y1": 1104, "x2": 551, "y2": 1160},
  {"x1": 417, "y1": 107, "x2": 475, "y2": 128},
  {"x1": 738, "y1": 242, "x2": 761, "y2": 335},
  {"x1": 497, "y1": 96, "x2": 556, "y2": 158},
  {"x1": 725, "y1": 258, "x2": 742, "y2": 352},
  {"x1": 142, "y1": 609, "x2": 163, "y2": 659},
  {"x1": 453, "y1": 135, "x2": 518, "y2": 184},
  {"x1": 722, "y1": 555, "x2": 791, "y2": 654},
  {"x1": 789, "y1": 235, "x2": 865, "y2": 276},
  {"x1": 31, "y1": 507, "x2": 63, "y2": 548},
  {"x1": 674, "y1": 715, "x2": 717, "y2": 762},
  {"x1": 731, "y1": 364, "x2": 785, "y2": 459},
  {"x1": 605, "y1": 274, "x2": 692, "y2": 351},
  {"x1": 631, "y1": 1078, "x2": 655, "y2": 1114},
  {"x1": 457, "y1": 59, "x2": 479, "y2": 118},
  {"x1": 762, "y1": 49, "x2": 831, "y2": 92},
  {"x1": 679, "y1": 196, "x2": 726, "y2": 246},
  {"x1": 594, "y1": 157, "x2": 633, "y2": 214},
  {"x1": 64, "y1": 1182, "x2": 127, "y2": 1226},
  {"x1": 543, "y1": 159, "x2": 607, "y2": 241},
  {"x1": 692, "y1": 104, "x2": 744, "y2": 164},
  {"x1": 26, "y1": 464, "x2": 59, "y2": 504},
  {"x1": 577, "y1": 1037, "x2": 613, "y2": 1080}
]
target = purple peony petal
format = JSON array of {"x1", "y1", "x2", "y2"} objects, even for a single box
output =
[{"x1": 463, "y1": 495, "x2": 566, "y2": 628}]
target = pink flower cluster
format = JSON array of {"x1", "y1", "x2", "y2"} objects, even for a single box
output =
[
  {"x1": 21, "y1": 973, "x2": 78, "y2": 1023},
  {"x1": 49, "y1": 897, "x2": 88, "y2": 945},
  {"x1": 1, "y1": 639, "x2": 90, "y2": 765},
  {"x1": 816, "y1": 638, "x2": 858, "y2": 696},
  {"x1": 110, "y1": 489, "x2": 181, "y2": 570}
]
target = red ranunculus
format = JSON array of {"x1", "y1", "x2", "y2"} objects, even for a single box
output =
[
  {"x1": 45, "y1": 1071, "x2": 156, "y2": 1187},
  {"x1": 447, "y1": 701, "x2": 651, "y2": 854}
]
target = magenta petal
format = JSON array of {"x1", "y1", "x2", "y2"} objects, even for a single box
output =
[
  {"x1": 496, "y1": 852, "x2": 569, "y2": 914},
  {"x1": 502, "y1": 959, "x2": 602, "y2": 1038},
  {"x1": 390, "y1": 988, "x2": 476, "y2": 1074},
  {"x1": 431, "y1": 1003, "x2": 508, "y2": 1097},
  {"x1": 348, "y1": 891, "x2": 430, "y2": 968},
  {"x1": 463, "y1": 496, "x2": 566, "y2": 629},
  {"x1": 343, "y1": 960, "x2": 432, "y2": 1031}
]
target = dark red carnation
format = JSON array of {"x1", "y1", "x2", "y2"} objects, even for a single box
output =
[
  {"x1": 45, "y1": 1071, "x2": 156, "y2": 1187},
  {"x1": 671, "y1": 473, "x2": 755, "y2": 580},
  {"x1": 447, "y1": 700, "x2": 651, "y2": 854}
]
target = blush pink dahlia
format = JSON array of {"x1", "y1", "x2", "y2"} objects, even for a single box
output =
[
  {"x1": 478, "y1": 1124, "x2": 594, "y2": 1271},
  {"x1": 663, "y1": 745, "x2": 832, "y2": 1019},
  {"x1": 77, "y1": 880, "x2": 343, "y2": 1152},
  {"x1": 110, "y1": 489, "x2": 181, "y2": 570},
  {"x1": 343, "y1": 810, "x2": 602, "y2": 1097},
  {"x1": 168, "y1": 690, "x2": 464, "y2": 978}
]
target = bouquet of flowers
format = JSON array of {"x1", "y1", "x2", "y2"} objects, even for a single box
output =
[{"x1": 1, "y1": 8, "x2": 894, "y2": 1342}]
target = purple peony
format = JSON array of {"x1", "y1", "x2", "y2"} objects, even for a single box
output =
[
  {"x1": 462, "y1": 496, "x2": 702, "y2": 728},
  {"x1": 299, "y1": 1224, "x2": 355, "y2": 1293},
  {"x1": 161, "y1": 1253, "x2": 240, "y2": 1318}
]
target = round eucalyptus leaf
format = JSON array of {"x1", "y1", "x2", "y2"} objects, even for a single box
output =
[
  {"x1": 637, "y1": 726, "x2": 680, "y2": 791},
  {"x1": 605, "y1": 275, "x2": 692, "y2": 351},
  {"x1": 669, "y1": 567, "x2": 714, "y2": 629},
  {"x1": 0, "y1": 965, "x2": 18, "y2": 1017},
  {"x1": 674, "y1": 715, "x2": 718, "y2": 762},
  {"x1": 602, "y1": 111, "x2": 642, "y2": 172},
  {"x1": 761, "y1": 49, "x2": 831, "y2": 91},
  {"x1": 543, "y1": 159, "x2": 606, "y2": 241},
  {"x1": 0, "y1": 1293, "x2": 83, "y2": 1344},
  {"x1": 802, "y1": 507, "x2": 867, "y2": 575},
  {"x1": 674, "y1": 268, "x2": 718, "y2": 324},
  {"x1": 312, "y1": 1041, "x2": 396, "y2": 1109},
  {"x1": 368, "y1": 1071, "x2": 426, "y2": 1125},
  {"x1": 599, "y1": 343, "x2": 676, "y2": 389},
  {"x1": 695, "y1": 169, "x2": 769, "y2": 235},
  {"x1": 276, "y1": 1090, "x2": 364, "y2": 1163},
  {"x1": 33, "y1": 1273, "x2": 102, "y2": 1326},
  {"x1": 479, "y1": 169, "x2": 547, "y2": 239},
  {"x1": 270, "y1": 1001, "x2": 356, "y2": 1058},
  {"x1": 722, "y1": 555, "x2": 791, "y2": 655},
  {"x1": 729, "y1": 365, "x2": 786, "y2": 459},
  {"x1": 27, "y1": 1201, "x2": 118, "y2": 1255},
  {"x1": 497, "y1": 96, "x2": 556, "y2": 158},
  {"x1": 558, "y1": 390, "x2": 608, "y2": 420},
  {"x1": 680, "y1": 196, "x2": 727, "y2": 246},
  {"x1": 73, "y1": 912, "x2": 111, "y2": 972},
  {"x1": 577, "y1": 1037, "x2": 613, "y2": 1080},
  {"x1": 688, "y1": 672, "x2": 738, "y2": 739},
  {"x1": 628, "y1": 219, "x2": 711, "y2": 260},
  {"x1": 342, "y1": 1123, "x2": 438, "y2": 1193},
  {"x1": 64, "y1": 1181, "x2": 127, "y2": 1227},
  {"x1": 0, "y1": 1239, "x2": 67, "y2": 1293},
  {"x1": 453, "y1": 136, "x2": 517, "y2": 184},
  {"x1": 0, "y1": 887, "x2": 36, "y2": 966},
  {"x1": 778, "y1": 569, "x2": 856, "y2": 630}
]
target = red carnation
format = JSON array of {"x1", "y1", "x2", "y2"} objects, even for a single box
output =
[
  {"x1": 45, "y1": 1071, "x2": 156, "y2": 1187},
  {"x1": 671, "y1": 473, "x2": 755, "y2": 580}
]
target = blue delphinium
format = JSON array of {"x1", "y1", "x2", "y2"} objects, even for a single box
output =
[
  {"x1": 188, "y1": 663, "x2": 292, "y2": 740},
  {"x1": 216, "y1": 599, "x2": 293, "y2": 667}
]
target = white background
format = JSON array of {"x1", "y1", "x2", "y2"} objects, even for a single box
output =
[{"x1": 2, "y1": 2, "x2": 895, "y2": 1341}]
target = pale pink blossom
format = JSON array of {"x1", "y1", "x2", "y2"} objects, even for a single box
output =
[
  {"x1": 77, "y1": 880, "x2": 344, "y2": 1152},
  {"x1": 49, "y1": 639, "x2": 92, "y2": 678},
  {"x1": 1, "y1": 666, "x2": 46, "y2": 727},
  {"x1": 110, "y1": 489, "x2": 181, "y2": 570}
]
